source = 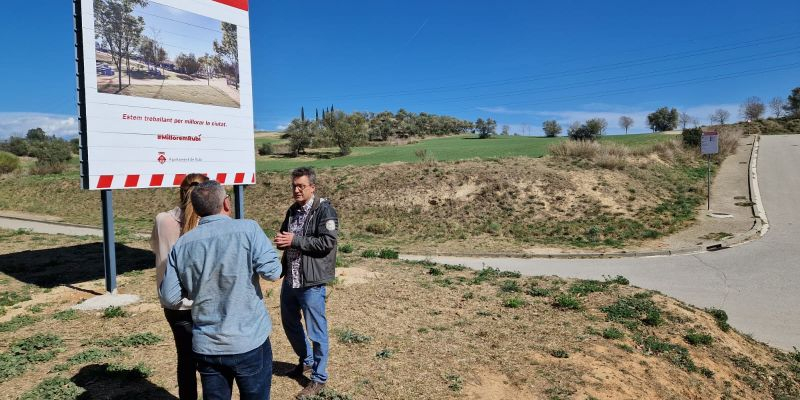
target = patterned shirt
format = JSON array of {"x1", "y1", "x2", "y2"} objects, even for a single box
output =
[{"x1": 287, "y1": 196, "x2": 314, "y2": 288}]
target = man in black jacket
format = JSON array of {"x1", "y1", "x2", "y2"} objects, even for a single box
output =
[{"x1": 274, "y1": 167, "x2": 338, "y2": 399}]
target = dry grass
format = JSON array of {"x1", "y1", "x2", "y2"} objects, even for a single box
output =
[{"x1": 0, "y1": 232, "x2": 798, "y2": 399}]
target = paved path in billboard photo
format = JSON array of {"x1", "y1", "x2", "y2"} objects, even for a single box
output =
[{"x1": 406, "y1": 135, "x2": 800, "y2": 351}]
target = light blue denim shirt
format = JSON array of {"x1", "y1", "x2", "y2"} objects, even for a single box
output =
[{"x1": 160, "y1": 214, "x2": 281, "y2": 355}]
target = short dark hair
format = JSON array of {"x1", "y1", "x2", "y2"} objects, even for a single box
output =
[
  {"x1": 190, "y1": 180, "x2": 226, "y2": 217},
  {"x1": 291, "y1": 167, "x2": 316, "y2": 185}
]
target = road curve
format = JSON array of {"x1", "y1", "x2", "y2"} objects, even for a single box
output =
[{"x1": 408, "y1": 135, "x2": 800, "y2": 351}]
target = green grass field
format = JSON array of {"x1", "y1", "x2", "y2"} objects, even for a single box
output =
[{"x1": 256, "y1": 133, "x2": 675, "y2": 172}]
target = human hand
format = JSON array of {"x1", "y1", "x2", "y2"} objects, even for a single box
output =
[{"x1": 274, "y1": 232, "x2": 294, "y2": 249}]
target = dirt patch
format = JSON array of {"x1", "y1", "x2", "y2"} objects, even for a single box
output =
[
  {"x1": 335, "y1": 267, "x2": 379, "y2": 286},
  {"x1": 463, "y1": 372, "x2": 536, "y2": 399}
]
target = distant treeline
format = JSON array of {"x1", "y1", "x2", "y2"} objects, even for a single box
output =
[{"x1": 280, "y1": 108, "x2": 475, "y2": 156}]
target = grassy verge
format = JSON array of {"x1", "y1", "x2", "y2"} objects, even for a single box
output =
[{"x1": 256, "y1": 133, "x2": 673, "y2": 172}]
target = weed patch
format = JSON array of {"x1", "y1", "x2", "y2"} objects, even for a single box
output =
[
  {"x1": 502, "y1": 296, "x2": 527, "y2": 308},
  {"x1": 553, "y1": 294, "x2": 582, "y2": 310},
  {"x1": 705, "y1": 308, "x2": 731, "y2": 332},
  {"x1": 0, "y1": 314, "x2": 39, "y2": 332},
  {"x1": 102, "y1": 306, "x2": 128, "y2": 318},
  {"x1": 375, "y1": 348, "x2": 393, "y2": 359},
  {"x1": 446, "y1": 374, "x2": 463, "y2": 391},
  {"x1": 499, "y1": 280, "x2": 522, "y2": 293},
  {"x1": 642, "y1": 336, "x2": 697, "y2": 372},
  {"x1": 89, "y1": 332, "x2": 162, "y2": 348},
  {"x1": 602, "y1": 327, "x2": 625, "y2": 340},
  {"x1": 19, "y1": 377, "x2": 85, "y2": 400},
  {"x1": 304, "y1": 388, "x2": 354, "y2": 400},
  {"x1": 684, "y1": 330, "x2": 714, "y2": 346},
  {"x1": 602, "y1": 294, "x2": 663, "y2": 327},
  {"x1": 550, "y1": 349, "x2": 569, "y2": 358},
  {"x1": 335, "y1": 328, "x2": 371, "y2": 344},
  {"x1": 569, "y1": 279, "x2": 608, "y2": 295},
  {"x1": 0, "y1": 333, "x2": 64, "y2": 381},
  {"x1": 0, "y1": 290, "x2": 31, "y2": 307}
]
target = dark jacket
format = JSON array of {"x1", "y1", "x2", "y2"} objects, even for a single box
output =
[{"x1": 280, "y1": 197, "x2": 338, "y2": 287}]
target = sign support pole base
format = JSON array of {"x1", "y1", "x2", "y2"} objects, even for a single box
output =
[
  {"x1": 234, "y1": 185, "x2": 245, "y2": 219},
  {"x1": 101, "y1": 189, "x2": 117, "y2": 294}
]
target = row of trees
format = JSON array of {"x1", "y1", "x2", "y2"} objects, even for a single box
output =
[
  {"x1": 95, "y1": 0, "x2": 239, "y2": 90},
  {"x1": 738, "y1": 89, "x2": 800, "y2": 121},
  {"x1": 283, "y1": 108, "x2": 474, "y2": 156}
]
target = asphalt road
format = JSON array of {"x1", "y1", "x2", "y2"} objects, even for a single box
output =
[{"x1": 408, "y1": 135, "x2": 800, "y2": 351}]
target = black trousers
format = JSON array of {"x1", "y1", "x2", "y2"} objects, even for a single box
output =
[{"x1": 164, "y1": 308, "x2": 197, "y2": 400}]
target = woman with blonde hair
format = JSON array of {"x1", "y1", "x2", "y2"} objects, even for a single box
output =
[{"x1": 150, "y1": 173, "x2": 208, "y2": 400}]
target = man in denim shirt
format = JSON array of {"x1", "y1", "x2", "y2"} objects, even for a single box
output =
[
  {"x1": 161, "y1": 180, "x2": 281, "y2": 400},
  {"x1": 275, "y1": 167, "x2": 338, "y2": 399}
]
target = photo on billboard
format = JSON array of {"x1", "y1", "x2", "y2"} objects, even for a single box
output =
[{"x1": 94, "y1": 0, "x2": 241, "y2": 108}]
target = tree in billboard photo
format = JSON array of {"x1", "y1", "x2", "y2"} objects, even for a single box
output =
[{"x1": 93, "y1": 0, "x2": 241, "y2": 108}]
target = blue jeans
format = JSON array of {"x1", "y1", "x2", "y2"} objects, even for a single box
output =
[
  {"x1": 280, "y1": 282, "x2": 329, "y2": 383},
  {"x1": 163, "y1": 308, "x2": 197, "y2": 400},
  {"x1": 194, "y1": 337, "x2": 273, "y2": 400}
]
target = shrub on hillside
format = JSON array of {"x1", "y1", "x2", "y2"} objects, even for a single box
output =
[
  {"x1": 742, "y1": 123, "x2": 761, "y2": 136},
  {"x1": 681, "y1": 128, "x2": 702, "y2": 147},
  {"x1": 258, "y1": 142, "x2": 273, "y2": 156},
  {"x1": 1, "y1": 137, "x2": 30, "y2": 156},
  {"x1": 787, "y1": 118, "x2": 800, "y2": 133},
  {"x1": 30, "y1": 139, "x2": 72, "y2": 164},
  {"x1": 0, "y1": 151, "x2": 20, "y2": 174}
]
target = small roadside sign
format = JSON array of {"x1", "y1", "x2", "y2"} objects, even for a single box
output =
[{"x1": 701, "y1": 131, "x2": 719, "y2": 155}]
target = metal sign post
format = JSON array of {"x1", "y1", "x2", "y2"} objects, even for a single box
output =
[
  {"x1": 100, "y1": 190, "x2": 117, "y2": 293},
  {"x1": 701, "y1": 131, "x2": 720, "y2": 211},
  {"x1": 234, "y1": 185, "x2": 245, "y2": 219}
]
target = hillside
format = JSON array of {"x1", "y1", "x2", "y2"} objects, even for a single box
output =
[{"x1": 0, "y1": 134, "x2": 717, "y2": 253}]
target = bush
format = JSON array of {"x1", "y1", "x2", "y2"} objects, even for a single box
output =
[
  {"x1": 684, "y1": 330, "x2": 714, "y2": 346},
  {"x1": 1, "y1": 137, "x2": 30, "y2": 156},
  {"x1": 30, "y1": 138, "x2": 72, "y2": 164},
  {"x1": 257, "y1": 142, "x2": 273, "y2": 156},
  {"x1": 338, "y1": 244, "x2": 353, "y2": 254},
  {"x1": 681, "y1": 128, "x2": 703, "y2": 147},
  {"x1": 705, "y1": 308, "x2": 730, "y2": 332},
  {"x1": 0, "y1": 151, "x2": 19, "y2": 174},
  {"x1": 742, "y1": 124, "x2": 761, "y2": 136}
]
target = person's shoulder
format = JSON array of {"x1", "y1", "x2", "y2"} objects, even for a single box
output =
[
  {"x1": 154, "y1": 208, "x2": 181, "y2": 226},
  {"x1": 317, "y1": 198, "x2": 338, "y2": 216}
]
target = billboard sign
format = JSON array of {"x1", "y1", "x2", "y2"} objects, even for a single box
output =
[
  {"x1": 701, "y1": 131, "x2": 719, "y2": 155},
  {"x1": 75, "y1": 0, "x2": 254, "y2": 189}
]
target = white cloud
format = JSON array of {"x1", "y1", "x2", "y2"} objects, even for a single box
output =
[{"x1": 0, "y1": 112, "x2": 78, "y2": 139}]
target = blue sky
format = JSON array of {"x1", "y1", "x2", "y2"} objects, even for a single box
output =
[
  {"x1": 130, "y1": 2, "x2": 224, "y2": 61},
  {"x1": 1, "y1": 0, "x2": 799, "y2": 137}
]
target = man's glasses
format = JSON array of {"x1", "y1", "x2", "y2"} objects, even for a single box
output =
[{"x1": 291, "y1": 184, "x2": 312, "y2": 191}]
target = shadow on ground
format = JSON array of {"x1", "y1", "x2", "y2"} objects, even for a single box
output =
[
  {"x1": 0, "y1": 243, "x2": 153, "y2": 288},
  {"x1": 73, "y1": 364, "x2": 176, "y2": 400}
]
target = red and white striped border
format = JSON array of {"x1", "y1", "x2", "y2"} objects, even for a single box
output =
[
  {"x1": 92, "y1": 173, "x2": 256, "y2": 190},
  {"x1": 213, "y1": 0, "x2": 248, "y2": 11}
]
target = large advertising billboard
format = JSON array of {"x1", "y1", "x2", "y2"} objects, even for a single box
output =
[{"x1": 75, "y1": 0, "x2": 254, "y2": 189}]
